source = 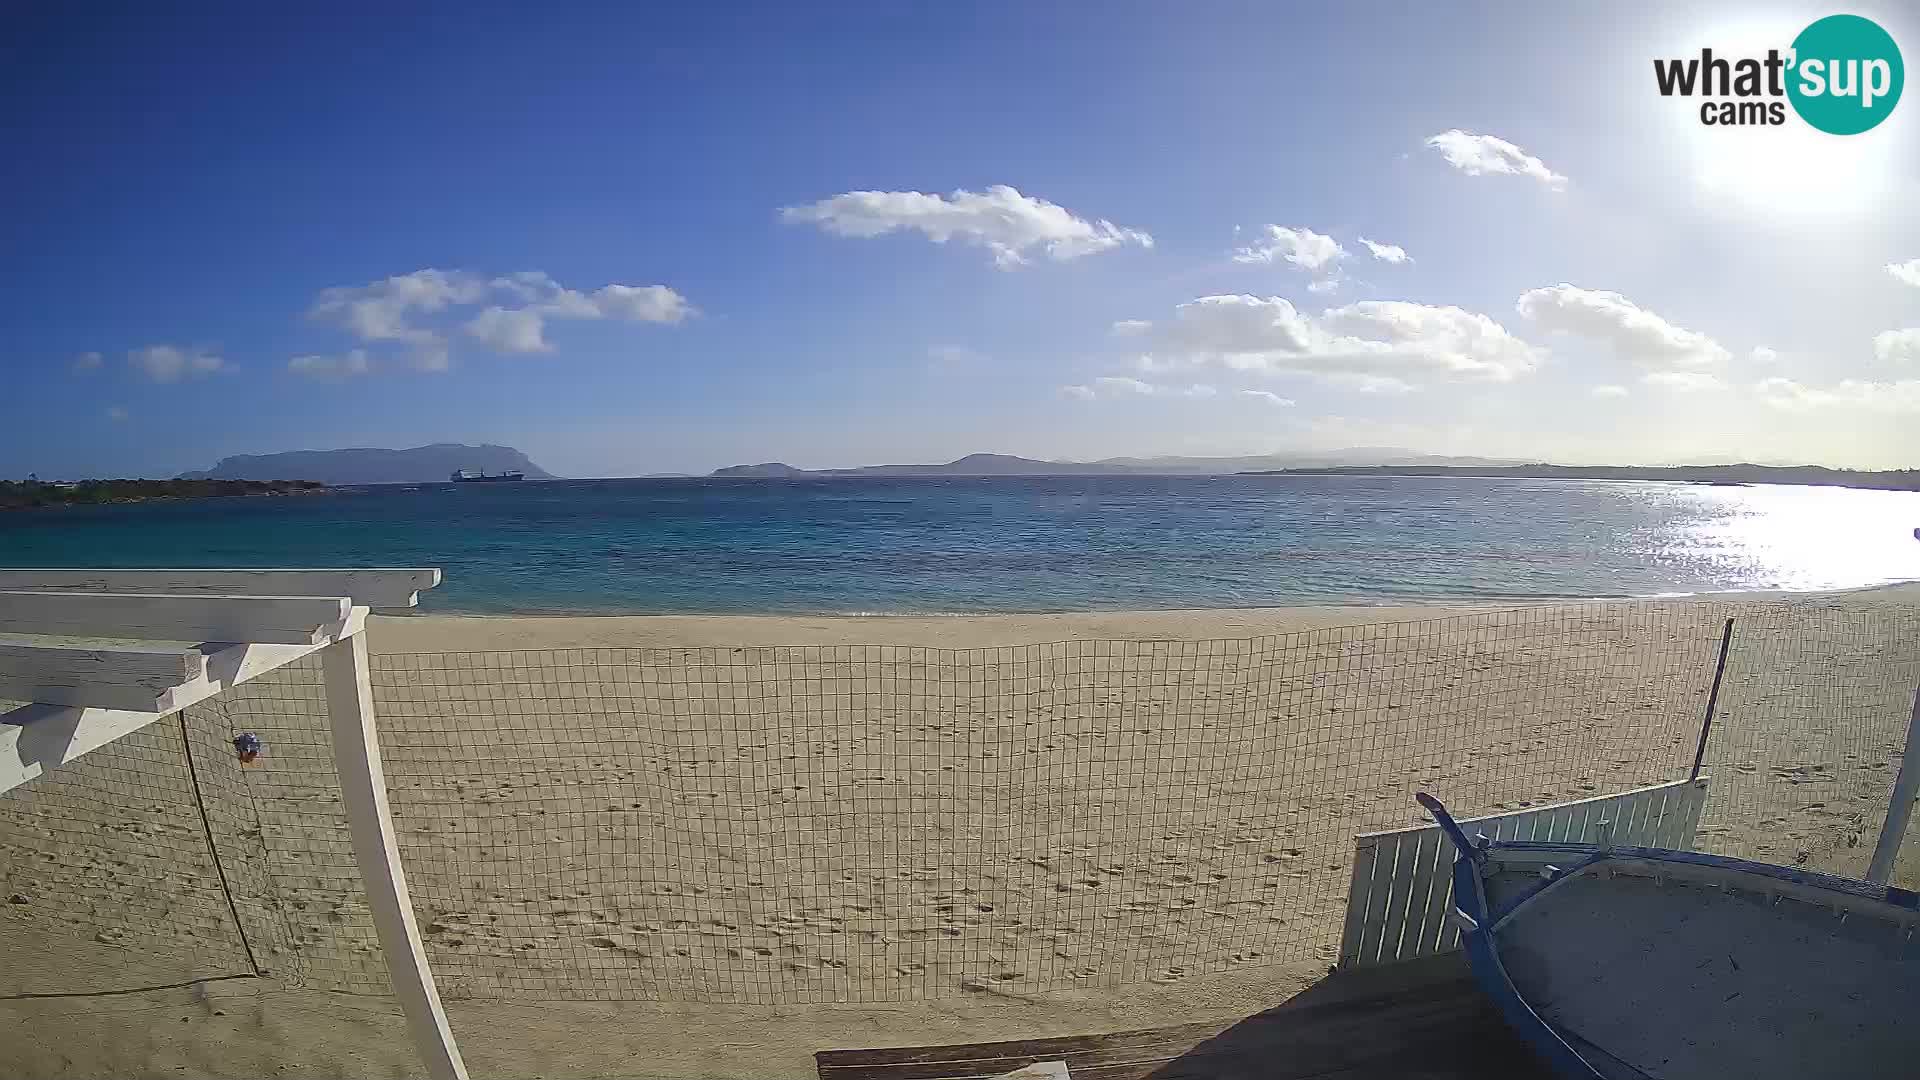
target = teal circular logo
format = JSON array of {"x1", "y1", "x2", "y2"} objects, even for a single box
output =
[{"x1": 1788, "y1": 15, "x2": 1903, "y2": 134}]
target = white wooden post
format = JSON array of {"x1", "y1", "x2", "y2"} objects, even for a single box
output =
[
  {"x1": 322, "y1": 630, "x2": 468, "y2": 1080},
  {"x1": 1867, "y1": 685, "x2": 1920, "y2": 885}
]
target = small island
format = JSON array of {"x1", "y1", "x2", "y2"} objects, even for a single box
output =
[{"x1": 1, "y1": 477, "x2": 326, "y2": 511}]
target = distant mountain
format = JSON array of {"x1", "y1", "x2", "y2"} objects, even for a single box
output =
[
  {"x1": 180, "y1": 443, "x2": 556, "y2": 484},
  {"x1": 1241, "y1": 462, "x2": 1920, "y2": 492},
  {"x1": 707, "y1": 450, "x2": 1523, "y2": 477}
]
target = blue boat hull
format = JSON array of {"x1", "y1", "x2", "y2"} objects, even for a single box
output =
[{"x1": 1421, "y1": 794, "x2": 1920, "y2": 1079}]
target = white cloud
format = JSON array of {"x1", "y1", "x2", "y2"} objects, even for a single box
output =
[
  {"x1": 779, "y1": 184, "x2": 1152, "y2": 268},
  {"x1": 591, "y1": 284, "x2": 695, "y2": 324},
  {"x1": 1359, "y1": 238, "x2": 1411, "y2": 264},
  {"x1": 71, "y1": 351, "x2": 102, "y2": 373},
  {"x1": 1643, "y1": 371, "x2": 1722, "y2": 392},
  {"x1": 106, "y1": 405, "x2": 127, "y2": 422},
  {"x1": 1590, "y1": 384, "x2": 1630, "y2": 398},
  {"x1": 1887, "y1": 259, "x2": 1920, "y2": 288},
  {"x1": 1111, "y1": 319, "x2": 1154, "y2": 337},
  {"x1": 1135, "y1": 294, "x2": 1539, "y2": 389},
  {"x1": 1232, "y1": 225, "x2": 1345, "y2": 271},
  {"x1": 1327, "y1": 373, "x2": 1417, "y2": 394},
  {"x1": 1237, "y1": 389, "x2": 1295, "y2": 406},
  {"x1": 1064, "y1": 376, "x2": 1218, "y2": 400},
  {"x1": 288, "y1": 349, "x2": 374, "y2": 380},
  {"x1": 1755, "y1": 376, "x2": 1920, "y2": 413},
  {"x1": 467, "y1": 307, "x2": 553, "y2": 354},
  {"x1": 1748, "y1": 346, "x2": 1779, "y2": 364},
  {"x1": 310, "y1": 269, "x2": 488, "y2": 346},
  {"x1": 1873, "y1": 328, "x2": 1920, "y2": 365},
  {"x1": 1516, "y1": 285, "x2": 1730, "y2": 370},
  {"x1": 1426, "y1": 130, "x2": 1567, "y2": 189},
  {"x1": 129, "y1": 345, "x2": 226, "y2": 383},
  {"x1": 313, "y1": 269, "x2": 694, "y2": 361}
]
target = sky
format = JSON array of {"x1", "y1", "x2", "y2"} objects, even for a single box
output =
[{"x1": 5, "y1": 2, "x2": 1920, "y2": 478}]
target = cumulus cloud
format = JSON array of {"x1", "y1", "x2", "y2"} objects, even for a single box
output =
[
  {"x1": 1590, "y1": 384, "x2": 1630, "y2": 398},
  {"x1": 1237, "y1": 389, "x2": 1295, "y2": 406},
  {"x1": 311, "y1": 269, "x2": 695, "y2": 361},
  {"x1": 288, "y1": 349, "x2": 374, "y2": 379},
  {"x1": 1111, "y1": 319, "x2": 1154, "y2": 337},
  {"x1": 779, "y1": 185, "x2": 1152, "y2": 268},
  {"x1": 1359, "y1": 238, "x2": 1411, "y2": 264},
  {"x1": 1232, "y1": 226, "x2": 1345, "y2": 270},
  {"x1": 1426, "y1": 130, "x2": 1567, "y2": 189},
  {"x1": 71, "y1": 351, "x2": 103, "y2": 373},
  {"x1": 1643, "y1": 371, "x2": 1722, "y2": 392},
  {"x1": 129, "y1": 345, "x2": 226, "y2": 382},
  {"x1": 467, "y1": 307, "x2": 553, "y2": 354},
  {"x1": 1748, "y1": 346, "x2": 1779, "y2": 364},
  {"x1": 591, "y1": 284, "x2": 694, "y2": 324},
  {"x1": 1873, "y1": 328, "x2": 1920, "y2": 365},
  {"x1": 1755, "y1": 376, "x2": 1920, "y2": 413},
  {"x1": 106, "y1": 405, "x2": 128, "y2": 422},
  {"x1": 1516, "y1": 285, "x2": 1729, "y2": 370},
  {"x1": 1887, "y1": 259, "x2": 1920, "y2": 288},
  {"x1": 1123, "y1": 294, "x2": 1538, "y2": 389},
  {"x1": 310, "y1": 269, "x2": 489, "y2": 346}
]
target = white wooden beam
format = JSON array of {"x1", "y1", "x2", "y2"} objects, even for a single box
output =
[
  {"x1": 321, "y1": 632, "x2": 467, "y2": 1080},
  {"x1": 0, "y1": 568, "x2": 441, "y2": 610},
  {"x1": 0, "y1": 591, "x2": 351, "y2": 645},
  {"x1": 0, "y1": 607, "x2": 366, "y2": 795},
  {"x1": 0, "y1": 642, "x2": 206, "y2": 711}
]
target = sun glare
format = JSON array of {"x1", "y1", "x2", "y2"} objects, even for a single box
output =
[{"x1": 1663, "y1": 14, "x2": 1905, "y2": 218}]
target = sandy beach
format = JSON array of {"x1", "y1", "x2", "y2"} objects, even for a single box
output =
[{"x1": 3, "y1": 588, "x2": 1918, "y2": 1078}]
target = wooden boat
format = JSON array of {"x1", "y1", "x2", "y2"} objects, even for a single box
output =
[{"x1": 1417, "y1": 791, "x2": 1920, "y2": 1079}]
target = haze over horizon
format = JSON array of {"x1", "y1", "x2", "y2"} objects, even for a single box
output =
[{"x1": 5, "y1": 3, "x2": 1920, "y2": 479}]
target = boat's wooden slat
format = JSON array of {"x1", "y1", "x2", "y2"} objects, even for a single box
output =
[{"x1": 1393, "y1": 827, "x2": 1442, "y2": 961}]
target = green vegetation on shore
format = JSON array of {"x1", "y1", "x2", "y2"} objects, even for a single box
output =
[
  {"x1": 1239, "y1": 463, "x2": 1920, "y2": 491},
  {"x1": 0, "y1": 478, "x2": 325, "y2": 510}
]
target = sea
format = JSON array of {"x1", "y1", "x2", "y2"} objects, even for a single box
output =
[{"x1": 3, "y1": 475, "x2": 1917, "y2": 615}]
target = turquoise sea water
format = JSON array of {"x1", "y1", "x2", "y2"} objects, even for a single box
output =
[{"x1": 2, "y1": 476, "x2": 1917, "y2": 615}]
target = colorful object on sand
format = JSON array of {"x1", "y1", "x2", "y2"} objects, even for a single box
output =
[{"x1": 233, "y1": 732, "x2": 262, "y2": 765}]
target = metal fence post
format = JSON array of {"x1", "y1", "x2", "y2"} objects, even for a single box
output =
[
  {"x1": 1689, "y1": 618, "x2": 1736, "y2": 782},
  {"x1": 1866, "y1": 684, "x2": 1920, "y2": 885}
]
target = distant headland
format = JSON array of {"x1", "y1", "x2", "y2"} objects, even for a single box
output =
[{"x1": 178, "y1": 443, "x2": 556, "y2": 485}]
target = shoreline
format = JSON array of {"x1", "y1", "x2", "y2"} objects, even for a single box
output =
[{"x1": 367, "y1": 581, "x2": 1920, "y2": 653}]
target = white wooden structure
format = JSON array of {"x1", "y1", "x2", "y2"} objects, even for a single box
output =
[
  {"x1": 0, "y1": 568, "x2": 465, "y2": 1080},
  {"x1": 1337, "y1": 776, "x2": 1712, "y2": 971}
]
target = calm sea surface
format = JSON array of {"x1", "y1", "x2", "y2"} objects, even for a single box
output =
[{"x1": 2, "y1": 476, "x2": 1916, "y2": 615}]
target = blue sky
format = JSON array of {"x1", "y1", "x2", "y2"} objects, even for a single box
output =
[{"x1": 5, "y1": 2, "x2": 1919, "y2": 478}]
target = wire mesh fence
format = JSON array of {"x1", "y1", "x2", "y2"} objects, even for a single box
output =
[
  {"x1": 1691, "y1": 600, "x2": 1920, "y2": 878},
  {"x1": 1, "y1": 598, "x2": 1915, "y2": 1005}
]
